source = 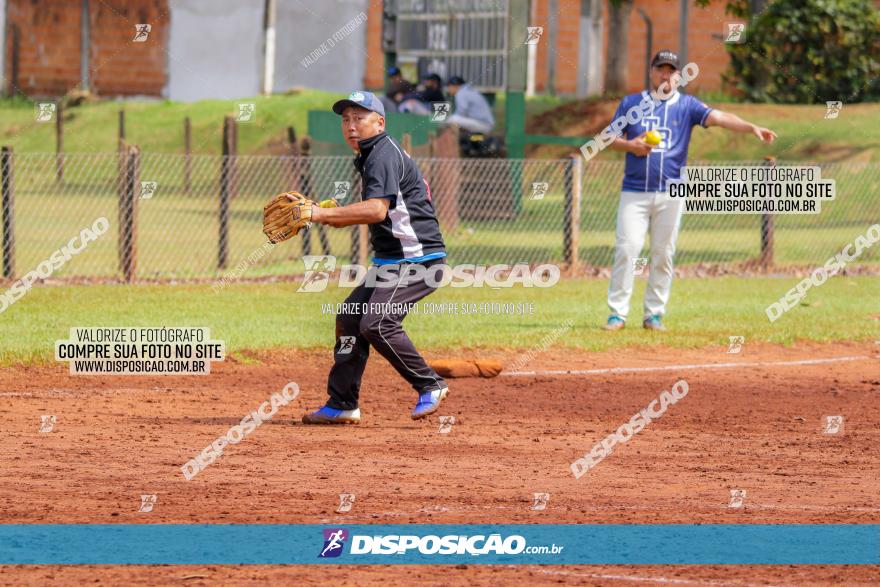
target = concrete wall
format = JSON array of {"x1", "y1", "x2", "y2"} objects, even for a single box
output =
[
  {"x1": 166, "y1": 0, "x2": 263, "y2": 101},
  {"x1": 167, "y1": 0, "x2": 367, "y2": 101},
  {"x1": 273, "y1": 0, "x2": 368, "y2": 93}
]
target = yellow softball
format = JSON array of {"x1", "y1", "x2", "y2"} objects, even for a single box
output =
[
  {"x1": 644, "y1": 130, "x2": 662, "y2": 146},
  {"x1": 318, "y1": 199, "x2": 338, "y2": 208}
]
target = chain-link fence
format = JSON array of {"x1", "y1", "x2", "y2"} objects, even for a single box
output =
[{"x1": 1, "y1": 151, "x2": 878, "y2": 282}]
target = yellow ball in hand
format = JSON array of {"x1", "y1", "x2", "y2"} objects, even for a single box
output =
[{"x1": 644, "y1": 130, "x2": 662, "y2": 147}]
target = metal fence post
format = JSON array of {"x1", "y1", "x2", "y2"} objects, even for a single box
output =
[
  {"x1": 56, "y1": 102, "x2": 64, "y2": 184},
  {"x1": 760, "y1": 156, "x2": 776, "y2": 267},
  {"x1": 9, "y1": 25, "x2": 20, "y2": 96},
  {"x1": 285, "y1": 126, "x2": 300, "y2": 191},
  {"x1": 219, "y1": 116, "x2": 237, "y2": 270},
  {"x1": 1, "y1": 146, "x2": 15, "y2": 279},
  {"x1": 183, "y1": 116, "x2": 192, "y2": 193},
  {"x1": 299, "y1": 135, "x2": 314, "y2": 255},
  {"x1": 563, "y1": 155, "x2": 582, "y2": 273},
  {"x1": 350, "y1": 158, "x2": 369, "y2": 266},
  {"x1": 429, "y1": 126, "x2": 460, "y2": 232},
  {"x1": 118, "y1": 109, "x2": 126, "y2": 148},
  {"x1": 119, "y1": 145, "x2": 139, "y2": 282},
  {"x1": 296, "y1": 135, "x2": 332, "y2": 256}
]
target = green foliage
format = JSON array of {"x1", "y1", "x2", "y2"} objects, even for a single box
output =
[{"x1": 724, "y1": 0, "x2": 880, "y2": 104}]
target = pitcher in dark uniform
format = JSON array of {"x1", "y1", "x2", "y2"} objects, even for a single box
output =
[{"x1": 301, "y1": 91, "x2": 449, "y2": 425}]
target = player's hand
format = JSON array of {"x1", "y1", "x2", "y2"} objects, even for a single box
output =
[
  {"x1": 753, "y1": 126, "x2": 777, "y2": 144},
  {"x1": 287, "y1": 193, "x2": 324, "y2": 223},
  {"x1": 628, "y1": 135, "x2": 654, "y2": 157}
]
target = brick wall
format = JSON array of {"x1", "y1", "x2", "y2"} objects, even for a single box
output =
[
  {"x1": 4, "y1": 0, "x2": 168, "y2": 97},
  {"x1": 88, "y1": 0, "x2": 168, "y2": 96},
  {"x1": 364, "y1": 0, "x2": 384, "y2": 89},
  {"x1": 4, "y1": 0, "x2": 82, "y2": 95},
  {"x1": 617, "y1": 0, "x2": 734, "y2": 95},
  {"x1": 544, "y1": 0, "x2": 732, "y2": 95}
]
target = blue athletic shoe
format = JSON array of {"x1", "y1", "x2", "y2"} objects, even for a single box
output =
[
  {"x1": 302, "y1": 405, "x2": 361, "y2": 425},
  {"x1": 603, "y1": 315, "x2": 625, "y2": 331},
  {"x1": 643, "y1": 314, "x2": 667, "y2": 331},
  {"x1": 411, "y1": 386, "x2": 449, "y2": 420}
]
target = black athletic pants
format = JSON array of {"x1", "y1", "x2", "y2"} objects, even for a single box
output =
[{"x1": 326, "y1": 259, "x2": 447, "y2": 410}]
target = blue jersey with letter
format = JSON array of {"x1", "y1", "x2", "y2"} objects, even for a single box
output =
[{"x1": 613, "y1": 91, "x2": 713, "y2": 192}]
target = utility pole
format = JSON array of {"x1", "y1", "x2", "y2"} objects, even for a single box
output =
[
  {"x1": 261, "y1": 0, "x2": 277, "y2": 95},
  {"x1": 80, "y1": 0, "x2": 90, "y2": 92},
  {"x1": 679, "y1": 0, "x2": 688, "y2": 67}
]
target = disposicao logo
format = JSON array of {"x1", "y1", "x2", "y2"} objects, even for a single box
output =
[{"x1": 319, "y1": 528, "x2": 349, "y2": 558}]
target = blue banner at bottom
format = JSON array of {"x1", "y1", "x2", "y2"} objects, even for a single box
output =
[{"x1": 0, "y1": 524, "x2": 877, "y2": 565}]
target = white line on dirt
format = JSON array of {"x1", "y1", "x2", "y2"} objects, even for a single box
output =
[
  {"x1": 502, "y1": 355, "x2": 871, "y2": 377},
  {"x1": 531, "y1": 569, "x2": 780, "y2": 587},
  {"x1": 320, "y1": 502, "x2": 880, "y2": 525}
]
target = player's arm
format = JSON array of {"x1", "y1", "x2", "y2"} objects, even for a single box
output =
[
  {"x1": 309, "y1": 146, "x2": 400, "y2": 227},
  {"x1": 310, "y1": 197, "x2": 390, "y2": 228},
  {"x1": 705, "y1": 110, "x2": 777, "y2": 143}
]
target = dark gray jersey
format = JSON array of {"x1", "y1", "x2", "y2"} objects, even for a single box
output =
[{"x1": 354, "y1": 133, "x2": 446, "y2": 264}]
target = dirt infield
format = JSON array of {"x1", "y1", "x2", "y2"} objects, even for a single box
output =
[{"x1": 1, "y1": 341, "x2": 878, "y2": 585}]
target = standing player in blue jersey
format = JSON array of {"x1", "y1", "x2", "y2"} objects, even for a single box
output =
[{"x1": 603, "y1": 50, "x2": 777, "y2": 331}]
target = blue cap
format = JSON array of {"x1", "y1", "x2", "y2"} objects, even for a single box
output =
[
  {"x1": 387, "y1": 66, "x2": 401, "y2": 76},
  {"x1": 332, "y1": 91, "x2": 385, "y2": 117}
]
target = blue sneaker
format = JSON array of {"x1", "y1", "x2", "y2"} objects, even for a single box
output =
[
  {"x1": 643, "y1": 314, "x2": 667, "y2": 331},
  {"x1": 302, "y1": 405, "x2": 361, "y2": 425},
  {"x1": 603, "y1": 315, "x2": 625, "y2": 331},
  {"x1": 411, "y1": 386, "x2": 449, "y2": 420}
]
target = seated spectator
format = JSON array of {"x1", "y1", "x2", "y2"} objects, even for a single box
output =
[
  {"x1": 397, "y1": 93, "x2": 431, "y2": 116},
  {"x1": 386, "y1": 66, "x2": 415, "y2": 103},
  {"x1": 419, "y1": 73, "x2": 446, "y2": 104},
  {"x1": 445, "y1": 76, "x2": 495, "y2": 134},
  {"x1": 397, "y1": 73, "x2": 446, "y2": 116}
]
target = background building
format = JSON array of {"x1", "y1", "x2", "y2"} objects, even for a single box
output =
[
  {"x1": 1, "y1": 0, "x2": 368, "y2": 100},
  {"x1": 8, "y1": 0, "x2": 865, "y2": 100}
]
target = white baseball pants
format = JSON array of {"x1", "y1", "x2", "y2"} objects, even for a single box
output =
[{"x1": 607, "y1": 190, "x2": 684, "y2": 321}]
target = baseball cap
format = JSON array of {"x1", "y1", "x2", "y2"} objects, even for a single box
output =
[
  {"x1": 332, "y1": 90, "x2": 385, "y2": 117},
  {"x1": 422, "y1": 73, "x2": 443, "y2": 84},
  {"x1": 651, "y1": 50, "x2": 681, "y2": 70},
  {"x1": 447, "y1": 76, "x2": 466, "y2": 86},
  {"x1": 387, "y1": 66, "x2": 401, "y2": 77}
]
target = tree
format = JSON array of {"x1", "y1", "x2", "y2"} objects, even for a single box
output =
[
  {"x1": 724, "y1": 0, "x2": 880, "y2": 103},
  {"x1": 605, "y1": 0, "x2": 634, "y2": 93}
]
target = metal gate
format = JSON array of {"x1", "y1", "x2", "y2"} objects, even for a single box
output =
[{"x1": 391, "y1": 0, "x2": 509, "y2": 91}]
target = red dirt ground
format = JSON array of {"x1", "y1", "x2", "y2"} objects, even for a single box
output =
[{"x1": 1, "y1": 341, "x2": 878, "y2": 585}]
